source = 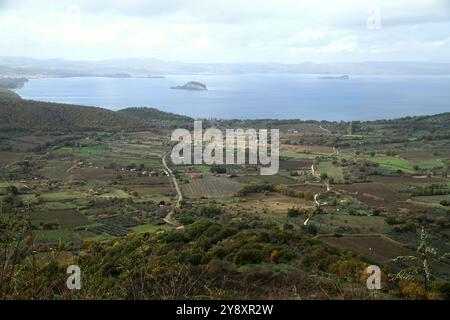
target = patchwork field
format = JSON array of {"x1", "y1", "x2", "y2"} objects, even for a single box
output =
[
  {"x1": 182, "y1": 176, "x2": 244, "y2": 198},
  {"x1": 336, "y1": 182, "x2": 432, "y2": 212},
  {"x1": 319, "y1": 235, "x2": 415, "y2": 264},
  {"x1": 233, "y1": 192, "x2": 314, "y2": 216},
  {"x1": 31, "y1": 209, "x2": 89, "y2": 229}
]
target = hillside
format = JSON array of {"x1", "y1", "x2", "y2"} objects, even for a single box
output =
[
  {"x1": 119, "y1": 107, "x2": 193, "y2": 128},
  {"x1": 0, "y1": 91, "x2": 151, "y2": 132},
  {"x1": 0, "y1": 78, "x2": 28, "y2": 90},
  {"x1": 0, "y1": 88, "x2": 21, "y2": 103}
]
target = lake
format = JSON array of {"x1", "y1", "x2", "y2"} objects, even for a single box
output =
[{"x1": 16, "y1": 74, "x2": 450, "y2": 121}]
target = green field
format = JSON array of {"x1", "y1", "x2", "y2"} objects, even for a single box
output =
[
  {"x1": 130, "y1": 223, "x2": 173, "y2": 234},
  {"x1": 317, "y1": 161, "x2": 344, "y2": 182},
  {"x1": 33, "y1": 229, "x2": 76, "y2": 242},
  {"x1": 362, "y1": 155, "x2": 444, "y2": 173}
]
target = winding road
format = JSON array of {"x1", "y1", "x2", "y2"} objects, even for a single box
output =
[
  {"x1": 304, "y1": 165, "x2": 331, "y2": 226},
  {"x1": 319, "y1": 125, "x2": 332, "y2": 134},
  {"x1": 162, "y1": 152, "x2": 183, "y2": 226}
]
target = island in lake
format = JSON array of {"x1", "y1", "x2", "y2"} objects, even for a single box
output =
[
  {"x1": 171, "y1": 81, "x2": 208, "y2": 91},
  {"x1": 318, "y1": 75, "x2": 350, "y2": 80}
]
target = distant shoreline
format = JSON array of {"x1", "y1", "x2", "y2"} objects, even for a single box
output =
[{"x1": 15, "y1": 75, "x2": 450, "y2": 122}]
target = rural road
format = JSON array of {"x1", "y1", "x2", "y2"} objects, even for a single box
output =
[
  {"x1": 319, "y1": 125, "x2": 332, "y2": 134},
  {"x1": 304, "y1": 166, "x2": 331, "y2": 226},
  {"x1": 162, "y1": 152, "x2": 183, "y2": 226}
]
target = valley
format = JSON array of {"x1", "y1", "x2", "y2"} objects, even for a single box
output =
[{"x1": 0, "y1": 89, "x2": 449, "y2": 299}]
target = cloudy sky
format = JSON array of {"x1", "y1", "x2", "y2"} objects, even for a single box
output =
[{"x1": 0, "y1": 0, "x2": 449, "y2": 63}]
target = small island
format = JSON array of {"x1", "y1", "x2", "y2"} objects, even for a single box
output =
[
  {"x1": 318, "y1": 75, "x2": 350, "y2": 80},
  {"x1": 171, "y1": 81, "x2": 208, "y2": 91}
]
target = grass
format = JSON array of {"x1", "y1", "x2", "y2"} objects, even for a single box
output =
[
  {"x1": 412, "y1": 195, "x2": 450, "y2": 205},
  {"x1": 31, "y1": 209, "x2": 89, "y2": 229},
  {"x1": 362, "y1": 155, "x2": 416, "y2": 173},
  {"x1": 52, "y1": 145, "x2": 112, "y2": 158},
  {"x1": 39, "y1": 160, "x2": 73, "y2": 179},
  {"x1": 130, "y1": 223, "x2": 173, "y2": 234},
  {"x1": 42, "y1": 191, "x2": 84, "y2": 202},
  {"x1": 33, "y1": 229, "x2": 76, "y2": 242},
  {"x1": 317, "y1": 161, "x2": 343, "y2": 182},
  {"x1": 411, "y1": 159, "x2": 444, "y2": 169},
  {"x1": 97, "y1": 189, "x2": 130, "y2": 199},
  {"x1": 362, "y1": 155, "x2": 444, "y2": 173},
  {"x1": 35, "y1": 202, "x2": 78, "y2": 210},
  {"x1": 314, "y1": 214, "x2": 392, "y2": 234}
]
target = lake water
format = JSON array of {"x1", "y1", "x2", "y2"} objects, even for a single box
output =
[{"x1": 17, "y1": 74, "x2": 450, "y2": 121}]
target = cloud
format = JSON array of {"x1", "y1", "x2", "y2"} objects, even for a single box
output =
[{"x1": 0, "y1": 0, "x2": 449, "y2": 62}]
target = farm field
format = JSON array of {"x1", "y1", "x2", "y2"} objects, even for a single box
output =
[
  {"x1": 361, "y1": 155, "x2": 444, "y2": 173},
  {"x1": 0, "y1": 101, "x2": 449, "y2": 299},
  {"x1": 181, "y1": 176, "x2": 244, "y2": 198},
  {"x1": 319, "y1": 235, "x2": 450, "y2": 275},
  {"x1": 31, "y1": 209, "x2": 89, "y2": 229},
  {"x1": 235, "y1": 174, "x2": 296, "y2": 185},
  {"x1": 313, "y1": 214, "x2": 392, "y2": 234},
  {"x1": 130, "y1": 223, "x2": 173, "y2": 234},
  {"x1": 335, "y1": 182, "x2": 432, "y2": 212},
  {"x1": 279, "y1": 151, "x2": 319, "y2": 159},
  {"x1": 231, "y1": 192, "x2": 314, "y2": 216},
  {"x1": 317, "y1": 161, "x2": 344, "y2": 182},
  {"x1": 319, "y1": 235, "x2": 416, "y2": 264},
  {"x1": 280, "y1": 144, "x2": 335, "y2": 155}
]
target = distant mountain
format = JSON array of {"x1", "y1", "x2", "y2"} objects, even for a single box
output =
[
  {"x1": 318, "y1": 75, "x2": 349, "y2": 80},
  {"x1": 0, "y1": 90, "x2": 151, "y2": 132},
  {"x1": 1, "y1": 56, "x2": 450, "y2": 77}
]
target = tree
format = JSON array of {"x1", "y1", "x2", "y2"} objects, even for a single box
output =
[{"x1": 390, "y1": 227, "x2": 447, "y2": 299}]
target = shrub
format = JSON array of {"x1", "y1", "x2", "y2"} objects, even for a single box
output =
[
  {"x1": 210, "y1": 164, "x2": 227, "y2": 174},
  {"x1": 238, "y1": 183, "x2": 274, "y2": 196}
]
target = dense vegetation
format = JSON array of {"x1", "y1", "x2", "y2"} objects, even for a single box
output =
[
  {"x1": 0, "y1": 91, "x2": 449, "y2": 300},
  {"x1": 119, "y1": 107, "x2": 193, "y2": 129},
  {"x1": 0, "y1": 91, "x2": 195, "y2": 132}
]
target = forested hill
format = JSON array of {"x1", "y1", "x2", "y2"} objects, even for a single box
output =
[
  {"x1": 0, "y1": 90, "x2": 151, "y2": 132},
  {"x1": 0, "y1": 88, "x2": 21, "y2": 103},
  {"x1": 118, "y1": 107, "x2": 193, "y2": 129},
  {"x1": 1, "y1": 89, "x2": 449, "y2": 133}
]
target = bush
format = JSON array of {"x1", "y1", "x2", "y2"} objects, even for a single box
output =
[
  {"x1": 437, "y1": 282, "x2": 450, "y2": 300},
  {"x1": 385, "y1": 216, "x2": 400, "y2": 225},
  {"x1": 287, "y1": 208, "x2": 300, "y2": 217},
  {"x1": 210, "y1": 164, "x2": 227, "y2": 174},
  {"x1": 235, "y1": 248, "x2": 265, "y2": 264},
  {"x1": 301, "y1": 224, "x2": 317, "y2": 236},
  {"x1": 238, "y1": 183, "x2": 274, "y2": 196}
]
